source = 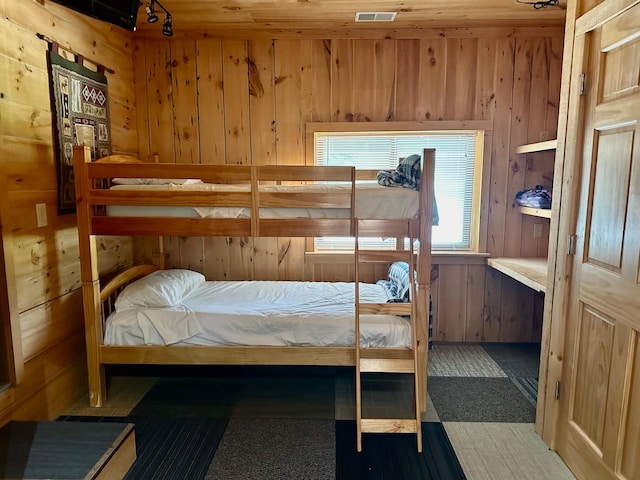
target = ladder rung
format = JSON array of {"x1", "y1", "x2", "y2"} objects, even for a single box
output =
[
  {"x1": 360, "y1": 358, "x2": 415, "y2": 373},
  {"x1": 360, "y1": 348, "x2": 414, "y2": 360},
  {"x1": 360, "y1": 418, "x2": 418, "y2": 434},
  {"x1": 356, "y1": 250, "x2": 413, "y2": 263},
  {"x1": 358, "y1": 302, "x2": 411, "y2": 315}
]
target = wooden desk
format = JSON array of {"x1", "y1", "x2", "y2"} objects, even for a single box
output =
[{"x1": 487, "y1": 257, "x2": 547, "y2": 293}]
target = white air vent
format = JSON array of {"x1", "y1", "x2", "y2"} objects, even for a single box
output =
[{"x1": 355, "y1": 12, "x2": 397, "y2": 22}]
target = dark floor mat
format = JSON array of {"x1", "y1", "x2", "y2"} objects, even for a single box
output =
[
  {"x1": 336, "y1": 421, "x2": 466, "y2": 479},
  {"x1": 206, "y1": 418, "x2": 335, "y2": 480},
  {"x1": 481, "y1": 343, "x2": 541, "y2": 378},
  {"x1": 128, "y1": 377, "x2": 243, "y2": 418},
  {"x1": 428, "y1": 377, "x2": 536, "y2": 422},
  {"x1": 231, "y1": 375, "x2": 335, "y2": 419},
  {"x1": 511, "y1": 376, "x2": 538, "y2": 407}
]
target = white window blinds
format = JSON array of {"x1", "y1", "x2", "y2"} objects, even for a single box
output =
[{"x1": 314, "y1": 132, "x2": 479, "y2": 251}]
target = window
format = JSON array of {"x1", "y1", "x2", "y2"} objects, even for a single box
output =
[{"x1": 313, "y1": 129, "x2": 484, "y2": 251}]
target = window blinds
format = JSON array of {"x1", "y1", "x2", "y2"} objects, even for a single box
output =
[{"x1": 315, "y1": 132, "x2": 479, "y2": 251}]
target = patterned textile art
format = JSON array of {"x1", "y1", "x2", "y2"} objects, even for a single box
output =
[{"x1": 47, "y1": 50, "x2": 111, "y2": 213}]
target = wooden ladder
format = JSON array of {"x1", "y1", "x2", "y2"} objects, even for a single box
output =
[{"x1": 354, "y1": 218, "x2": 422, "y2": 452}]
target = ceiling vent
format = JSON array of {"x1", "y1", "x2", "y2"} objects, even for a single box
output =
[{"x1": 355, "y1": 12, "x2": 397, "y2": 22}]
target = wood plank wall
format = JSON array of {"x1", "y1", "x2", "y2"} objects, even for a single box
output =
[
  {"x1": 135, "y1": 29, "x2": 563, "y2": 343},
  {"x1": 0, "y1": 1, "x2": 137, "y2": 422}
]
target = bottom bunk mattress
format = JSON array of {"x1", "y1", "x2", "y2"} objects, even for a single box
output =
[{"x1": 104, "y1": 280, "x2": 411, "y2": 348}]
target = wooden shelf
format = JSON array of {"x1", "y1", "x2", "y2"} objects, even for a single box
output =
[
  {"x1": 516, "y1": 139, "x2": 557, "y2": 154},
  {"x1": 518, "y1": 206, "x2": 552, "y2": 218},
  {"x1": 487, "y1": 257, "x2": 547, "y2": 293}
]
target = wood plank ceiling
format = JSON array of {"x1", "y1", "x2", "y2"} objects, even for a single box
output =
[{"x1": 134, "y1": 0, "x2": 567, "y2": 37}]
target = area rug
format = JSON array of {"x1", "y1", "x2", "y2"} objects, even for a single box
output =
[
  {"x1": 481, "y1": 343, "x2": 541, "y2": 378},
  {"x1": 427, "y1": 377, "x2": 536, "y2": 423},
  {"x1": 511, "y1": 376, "x2": 539, "y2": 407},
  {"x1": 55, "y1": 371, "x2": 472, "y2": 479},
  {"x1": 231, "y1": 375, "x2": 336, "y2": 419},
  {"x1": 57, "y1": 377, "x2": 240, "y2": 479},
  {"x1": 336, "y1": 421, "x2": 466, "y2": 479},
  {"x1": 128, "y1": 377, "x2": 244, "y2": 419},
  {"x1": 428, "y1": 344, "x2": 507, "y2": 377},
  {"x1": 205, "y1": 418, "x2": 335, "y2": 480}
]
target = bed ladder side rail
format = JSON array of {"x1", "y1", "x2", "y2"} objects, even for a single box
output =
[{"x1": 354, "y1": 219, "x2": 422, "y2": 453}]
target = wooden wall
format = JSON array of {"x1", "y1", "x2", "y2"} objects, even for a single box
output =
[
  {"x1": 135, "y1": 29, "x2": 563, "y2": 343},
  {"x1": 0, "y1": 0, "x2": 137, "y2": 422}
]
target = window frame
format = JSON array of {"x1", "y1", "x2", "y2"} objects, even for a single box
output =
[{"x1": 305, "y1": 121, "x2": 491, "y2": 253}]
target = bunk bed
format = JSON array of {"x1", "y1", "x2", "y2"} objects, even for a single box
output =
[{"x1": 72, "y1": 146, "x2": 435, "y2": 431}]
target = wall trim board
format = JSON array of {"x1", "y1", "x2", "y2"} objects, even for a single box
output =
[
  {"x1": 134, "y1": 26, "x2": 566, "y2": 41},
  {"x1": 306, "y1": 120, "x2": 494, "y2": 133}
]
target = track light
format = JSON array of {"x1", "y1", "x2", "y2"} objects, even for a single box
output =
[
  {"x1": 146, "y1": 3, "x2": 158, "y2": 23},
  {"x1": 162, "y1": 15, "x2": 173, "y2": 36},
  {"x1": 146, "y1": 0, "x2": 173, "y2": 33}
]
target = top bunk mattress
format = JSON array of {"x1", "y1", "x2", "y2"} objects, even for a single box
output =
[
  {"x1": 105, "y1": 183, "x2": 419, "y2": 219},
  {"x1": 104, "y1": 280, "x2": 411, "y2": 348}
]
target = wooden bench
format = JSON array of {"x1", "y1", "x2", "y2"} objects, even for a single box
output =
[{"x1": 0, "y1": 420, "x2": 136, "y2": 479}]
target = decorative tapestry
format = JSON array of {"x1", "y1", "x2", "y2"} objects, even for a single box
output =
[{"x1": 47, "y1": 50, "x2": 111, "y2": 213}]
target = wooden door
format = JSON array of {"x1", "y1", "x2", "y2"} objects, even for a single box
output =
[{"x1": 556, "y1": 3, "x2": 640, "y2": 479}]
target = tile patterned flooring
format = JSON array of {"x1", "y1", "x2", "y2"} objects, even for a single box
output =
[
  {"x1": 428, "y1": 343, "x2": 575, "y2": 480},
  {"x1": 66, "y1": 343, "x2": 577, "y2": 479}
]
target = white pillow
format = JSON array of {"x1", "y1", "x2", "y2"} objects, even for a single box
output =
[
  {"x1": 112, "y1": 178, "x2": 203, "y2": 185},
  {"x1": 114, "y1": 269, "x2": 205, "y2": 310}
]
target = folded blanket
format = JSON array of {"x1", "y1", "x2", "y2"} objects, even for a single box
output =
[
  {"x1": 377, "y1": 154, "x2": 439, "y2": 225},
  {"x1": 377, "y1": 154, "x2": 422, "y2": 191}
]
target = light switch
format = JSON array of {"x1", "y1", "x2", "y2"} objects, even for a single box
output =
[
  {"x1": 533, "y1": 223, "x2": 543, "y2": 238},
  {"x1": 36, "y1": 203, "x2": 48, "y2": 228}
]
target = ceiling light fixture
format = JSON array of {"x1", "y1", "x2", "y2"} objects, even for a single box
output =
[
  {"x1": 162, "y1": 14, "x2": 173, "y2": 37},
  {"x1": 145, "y1": 2, "x2": 158, "y2": 23},
  {"x1": 146, "y1": 0, "x2": 173, "y2": 35}
]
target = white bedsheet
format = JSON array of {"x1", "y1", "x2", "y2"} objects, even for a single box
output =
[
  {"x1": 104, "y1": 280, "x2": 411, "y2": 348},
  {"x1": 106, "y1": 183, "x2": 419, "y2": 219}
]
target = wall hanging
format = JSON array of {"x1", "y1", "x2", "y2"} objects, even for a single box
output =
[{"x1": 46, "y1": 47, "x2": 111, "y2": 214}]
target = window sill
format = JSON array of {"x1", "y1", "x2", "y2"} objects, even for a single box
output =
[{"x1": 306, "y1": 251, "x2": 490, "y2": 265}]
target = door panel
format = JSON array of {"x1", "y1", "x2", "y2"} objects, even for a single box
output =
[
  {"x1": 570, "y1": 306, "x2": 615, "y2": 451},
  {"x1": 600, "y1": 38, "x2": 640, "y2": 102},
  {"x1": 621, "y1": 334, "x2": 640, "y2": 479},
  {"x1": 585, "y1": 126, "x2": 633, "y2": 270},
  {"x1": 556, "y1": 3, "x2": 640, "y2": 479}
]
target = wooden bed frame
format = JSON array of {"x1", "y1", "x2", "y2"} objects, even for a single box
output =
[{"x1": 73, "y1": 145, "x2": 435, "y2": 410}]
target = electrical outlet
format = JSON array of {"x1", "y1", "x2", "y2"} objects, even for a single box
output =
[
  {"x1": 36, "y1": 203, "x2": 48, "y2": 228},
  {"x1": 533, "y1": 223, "x2": 543, "y2": 238}
]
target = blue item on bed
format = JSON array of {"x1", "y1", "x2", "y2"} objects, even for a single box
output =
[
  {"x1": 378, "y1": 261, "x2": 433, "y2": 350},
  {"x1": 376, "y1": 153, "x2": 439, "y2": 225},
  {"x1": 377, "y1": 154, "x2": 422, "y2": 191}
]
